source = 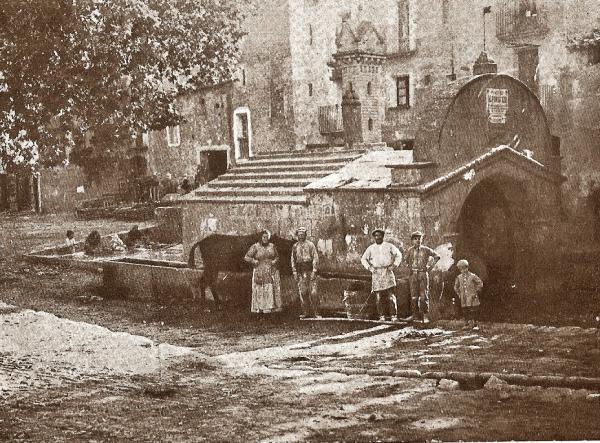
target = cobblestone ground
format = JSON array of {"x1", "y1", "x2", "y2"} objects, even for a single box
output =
[{"x1": 1, "y1": 213, "x2": 599, "y2": 441}]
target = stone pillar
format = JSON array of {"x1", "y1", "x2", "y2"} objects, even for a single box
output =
[
  {"x1": 473, "y1": 51, "x2": 498, "y2": 76},
  {"x1": 330, "y1": 19, "x2": 387, "y2": 145},
  {"x1": 334, "y1": 54, "x2": 386, "y2": 144},
  {"x1": 342, "y1": 89, "x2": 362, "y2": 146}
]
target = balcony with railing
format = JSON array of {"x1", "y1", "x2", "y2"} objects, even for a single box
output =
[
  {"x1": 495, "y1": 0, "x2": 549, "y2": 43},
  {"x1": 318, "y1": 105, "x2": 343, "y2": 135}
]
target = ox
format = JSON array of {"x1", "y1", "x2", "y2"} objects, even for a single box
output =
[{"x1": 187, "y1": 232, "x2": 296, "y2": 309}]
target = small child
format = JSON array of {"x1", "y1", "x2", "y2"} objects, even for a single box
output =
[
  {"x1": 453, "y1": 259, "x2": 484, "y2": 330},
  {"x1": 65, "y1": 230, "x2": 76, "y2": 253}
]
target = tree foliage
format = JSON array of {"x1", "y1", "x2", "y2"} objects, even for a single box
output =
[{"x1": 0, "y1": 0, "x2": 245, "y2": 175}]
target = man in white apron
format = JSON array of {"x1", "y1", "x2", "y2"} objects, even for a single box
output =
[{"x1": 361, "y1": 229, "x2": 403, "y2": 321}]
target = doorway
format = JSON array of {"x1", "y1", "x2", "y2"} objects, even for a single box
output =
[
  {"x1": 233, "y1": 107, "x2": 252, "y2": 160},
  {"x1": 458, "y1": 179, "x2": 516, "y2": 286},
  {"x1": 207, "y1": 151, "x2": 228, "y2": 181}
]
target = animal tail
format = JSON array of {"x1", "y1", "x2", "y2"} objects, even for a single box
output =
[{"x1": 188, "y1": 241, "x2": 202, "y2": 268}]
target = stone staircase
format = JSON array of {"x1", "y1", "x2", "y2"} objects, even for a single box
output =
[{"x1": 190, "y1": 149, "x2": 365, "y2": 204}]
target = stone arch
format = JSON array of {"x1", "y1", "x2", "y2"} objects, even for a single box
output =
[
  {"x1": 454, "y1": 174, "x2": 531, "y2": 274},
  {"x1": 450, "y1": 171, "x2": 538, "y2": 314},
  {"x1": 442, "y1": 74, "x2": 554, "y2": 163}
]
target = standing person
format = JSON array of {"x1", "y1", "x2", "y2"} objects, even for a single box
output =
[
  {"x1": 454, "y1": 259, "x2": 484, "y2": 330},
  {"x1": 291, "y1": 227, "x2": 320, "y2": 319},
  {"x1": 65, "y1": 230, "x2": 76, "y2": 254},
  {"x1": 361, "y1": 229, "x2": 403, "y2": 321},
  {"x1": 404, "y1": 231, "x2": 440, "y2": 324},
  {"x1": 244, "y1": 230, "x2": 282, "y2": 314}
]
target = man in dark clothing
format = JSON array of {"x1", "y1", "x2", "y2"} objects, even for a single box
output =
[{"x1": 404, "y1": 231, "x2": 440, "y2": 324}]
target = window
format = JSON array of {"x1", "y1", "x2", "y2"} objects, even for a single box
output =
[
  {"x1": 368, "y1": 118, "x2": 373, "y2": 131},
  {"x1": 367, "y1": 81, "x2": 372, "y2": 95},
  {"x1": 242, "y1": 68, "x2": 246, "y2": 86},
  {"x1": 309, "y1": 24, "x2": 313, "y2": 46},
  {"x1": 308, "y1": 83, "x2": 313, "y2": 97},
  {"x1": 396, "y1": 75, "x2": 410, "y2": 108},
  {"x1": 166, "y1": 125, "x2": 181, "y2": 147}
]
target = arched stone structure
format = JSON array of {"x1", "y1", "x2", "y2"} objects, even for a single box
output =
[
  {"x1": 415, "y1": 74, "x2": 560, "y2": 176},
  {"x1": 409, "y1": 74, "x2": 566, "y2": 293}
]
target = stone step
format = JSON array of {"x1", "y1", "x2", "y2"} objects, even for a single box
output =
[
  {"x1": 185, "y1": 194, "x2": 307, "y2": 205},
  {"x1": 208, "y1": 178, "x2": 312, "y2": 188},
  {"x1": 240, "y1": 154, "x2": 361, "y2": 167},
  {"x1": 250, "y1": 148, "x2": 364, "y2": 160},
  {"x1": 195, "y1": 186, "x2": 305, "y2": 197},
  {"x1": 231, "y1": 162, "x2": 348, "y2": 174},
  {"x1": 216, "y1": 171, "x2": 328, "y2": 180}
]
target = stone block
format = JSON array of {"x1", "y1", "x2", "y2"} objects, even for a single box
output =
[
  {"x1": 367, "y1": 368, "x2": 393, "y2": 377},
  {"x1": 392, "y1": 369, "x2": 422, "y2": 378},
  {"x1": 484, "y1": 375, "x2": 509, "y2": 390},
  {"x1": 437, "y1": 378, "x2": 460, "y2": 391}
]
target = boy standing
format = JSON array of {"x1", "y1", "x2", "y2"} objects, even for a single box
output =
[{"x1": 454, "y1": 259, "x2": 484, "y2": 330}]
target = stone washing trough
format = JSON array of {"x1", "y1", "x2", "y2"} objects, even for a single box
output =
[
  {"x1": 25, "y1": 226, "x2": 204, "y2": 301},
  {"x1": 24, "y1": 227, "x2": 443, "y2": 315}
]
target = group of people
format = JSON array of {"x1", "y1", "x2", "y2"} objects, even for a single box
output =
[
  {"x1": 242, "y1": 228, "x2": 319, "y2": 318},
  {"x1": 63, "y1": 225, "x2": 147, "y2": 256},
  {"x1": 243, "y1": 227, "x2": 484, "y2": 329},
  {"x1": 360, "y1": 228, "x2": 483, "y2": 329}
]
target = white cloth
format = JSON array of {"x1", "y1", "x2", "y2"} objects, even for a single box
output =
[{"x1": 361, "y1": 242, "x2": 403, "y2": 292}]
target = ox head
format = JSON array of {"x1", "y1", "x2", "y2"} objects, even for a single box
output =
[{"x1": 270, "y1": 233, "x2": 296, "y2": 275}]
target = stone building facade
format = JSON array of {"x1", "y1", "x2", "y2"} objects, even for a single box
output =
[
  {"x1": 151, "y1": 0, "x2": 599, "y2": 221},
  {"x1": 158, "y1": 0, "x2": 600, "y2": 309}
]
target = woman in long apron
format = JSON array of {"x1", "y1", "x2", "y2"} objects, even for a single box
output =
[{"x1": 244, "y1": 230, "x2": 282, "y2": 313}]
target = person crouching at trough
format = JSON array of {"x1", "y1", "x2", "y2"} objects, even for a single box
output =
[
  {"x1": 291, "y1": 227, "x2": 320, "y2": 319},
  {"x1": 404, "y1": 231, "x2": 440, "y2": 324},
  {"x1": 454, "y1": 259, "x2": 484, "y2": 330},
  {"x1": 361, "y1": 229, "x2": 403, "y2": 322}
]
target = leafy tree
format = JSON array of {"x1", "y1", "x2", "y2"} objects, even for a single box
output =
[{"x1": 0, "y1": 0, "x2": 246, "y2": 176}]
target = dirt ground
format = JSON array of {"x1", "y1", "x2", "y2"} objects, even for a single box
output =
[{"x1": 1, "y1": 213, "x2": 600, "y2": 442}]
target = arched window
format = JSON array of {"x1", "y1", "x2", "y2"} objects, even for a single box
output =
[
  {"x1": 308, "y1": 83, "x2": 313, "y2": 97},
  {"x1": 348, "y1": 82, "x2": 353, "y2": 92},
  {"x1": 367, "y1": 81, "x2": 372, "y2": 95},
  {"x1": 368, "y1": 118, "x2": 373, "y2": 131}
]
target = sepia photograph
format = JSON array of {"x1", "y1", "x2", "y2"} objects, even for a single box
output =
[{"x1": 1, "y1": 0, "x2": 600, "y2": 441}]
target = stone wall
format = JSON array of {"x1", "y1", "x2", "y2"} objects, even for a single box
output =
[
  {"x1": 147, "y1": 83, "x2": 233, "y2": 185},
  {"x1": 231, "y1": 0, "x2": 296, "y2": 154},
  {"x1": 181, "y1": 189, "x2": 424, "y2": 276},
  {"x1": 380, "y1": 0, "x2": 600, "y2": 230}
]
